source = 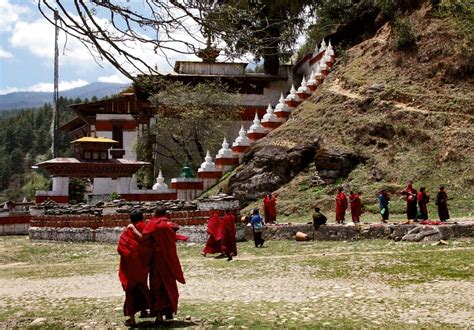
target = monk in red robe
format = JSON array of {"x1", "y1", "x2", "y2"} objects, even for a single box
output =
[
  {"x1": 117, "y1": 211, "x2": 152, "y2": 327},
  {"x1": 142, "y1": 207, "x2": 186, "y2": 322},
  {"x1": 202, "y1": 211, "x2": 223, "y2": 257},
  {"x1": 349, "y1": 191, "x2": 362, "y2": 223},
  {"x1": 263, "y1": 193, "x2": 277, "y2": 224},
  {"x1": 401, "y1": 182, "x2": 418, "y2": 220},
  {"x1": 335, "y1": 187, "x2": 348, "y2": 224},
  {"x1": 221, "y1": 210, "x2": 237, "y2": 261}
]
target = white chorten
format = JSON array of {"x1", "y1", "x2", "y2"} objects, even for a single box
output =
[
  {"x1": 198, "y1": 150, "x2": 217, "y2": 172},
  {"x1": 152, "y1": 169, "x2": 169, "y2": 192},
  {"x1": 232, "y1": 125, "x2": 250, "y2": 147},
  {"x1": 320, "y1": 39, "x2": 327, "y2": 52},
  {"x1": 248, "y1": 112, "x2": 266, "y2": 134},
  {"x1": 297, "y1": 76, "x2": 311, "y2": 94},
  {"x1": 216, "y1": 137, "x2": 234, "y2": 158},
  {"x1": 319, "y1": 58, "x2": 328, "y2": 72},
  {"x1": 285, "y1": 84, "x2": 300, "y2": 103},
  {"x1": 262, "y1": 103, "x2": 278, "y2": 122},
  {"x1": 327, "y1": 40, "x2": 335, "y2": 57},
  {"x1": 275, "y1": 93, "x2": 290, "y2": 113},
  {"x1": 307, "y1": 69, "x2": 317, "y2": 89}
]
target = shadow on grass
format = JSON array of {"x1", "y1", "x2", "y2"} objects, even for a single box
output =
[{"x1": 131, "y1": 320, "x2": 198, "y2": 328}]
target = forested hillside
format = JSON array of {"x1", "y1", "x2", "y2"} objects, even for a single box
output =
[{"x1": 0, "y1": 97, "x2": 80, "y2": 202}]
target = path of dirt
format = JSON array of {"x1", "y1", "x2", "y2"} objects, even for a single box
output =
[{"x1": 1, "y1": 246, "x2": 473, "y2": 326}]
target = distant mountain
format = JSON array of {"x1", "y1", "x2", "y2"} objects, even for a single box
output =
[{"x1": 0, "y1": 82, "x2": 130, "y2": 110}]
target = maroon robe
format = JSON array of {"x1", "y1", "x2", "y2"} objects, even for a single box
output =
[
  {"x1": 349, "y1": 193, "x2": 362, "y2": 223},
  {"x1": 142, "y1": 217, "x2": 185, "y2": 316},
  {"x1": 203, "y1": 213, "x2": 223, "y2": 254},
  {"x1": 263, "y1": 196, "x2": 277, "y2": 224},
  {"x1": 335, "y1": 192, "x2": 348, "y2": 223},
  {"x1": 221, "y1": 214, "x2": 237, "y2": 257},
  {"x1": 117, "y1": 221, "x2": 152, "y2": 317}
]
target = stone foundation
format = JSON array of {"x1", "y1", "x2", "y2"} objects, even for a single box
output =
[
  {"x1": 243, "y1": 222, "x2": 474, "y2": 242},
  {"x1": 29, "y1": 223, "x2": 248, "y2": 244}
]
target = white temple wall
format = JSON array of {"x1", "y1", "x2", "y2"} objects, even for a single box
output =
[
  {"x1": 52, "y1": 177, "x2": 69, "y2": 195},
  {"x1": 116, "y1": 177, "x2": 132, "y2": 194},
  {"x1": 240, "y1": 79, "x2": 294, "y2": 107},
  {"x1": 92, "y1": 178, "x2": 117, "y2": 195},
  {"x1": 123, "y1": 131, "x2": 137, "y2": 160}
]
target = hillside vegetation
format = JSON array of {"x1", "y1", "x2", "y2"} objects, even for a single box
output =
[{"x1": 226, "y1": 1, "x2": 473, "y2": 221}]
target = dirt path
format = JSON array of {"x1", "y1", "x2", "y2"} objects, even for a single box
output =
[{"x1": 328, "y1": 79, "x2": 474, "y2": 119}]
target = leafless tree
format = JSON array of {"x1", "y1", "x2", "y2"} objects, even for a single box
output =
[{"x1": 38, "y1": 1, "x2": 313, "y2": 78}]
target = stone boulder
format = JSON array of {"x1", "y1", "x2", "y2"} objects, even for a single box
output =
[
  {"x1": 401, "y1": 225, "x2": 442, "y2": 242},
  {"x1": 314, "y1": 148, "x2": 362, "y2": 184},
  {"x1": 227, "y1": 142, "x2": 318, "y2": 206}
]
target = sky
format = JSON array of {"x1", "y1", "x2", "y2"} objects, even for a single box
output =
[{"x1": 0, "y1": 0, "x2": 203, "y2": 95}]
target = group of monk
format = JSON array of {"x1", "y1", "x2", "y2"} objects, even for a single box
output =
[
  {"x1": 117, "y1": 208, "x2": 186, "y2": 326},
  {"x1": 399, "y1": 182, "x2": 450, "y2": 222},
  {"x1": 201, "y1": 209, "x2": 238, "y2": 261},
  {"x1": 334, "y1": 182, "x2": 450, "y2": 224}
]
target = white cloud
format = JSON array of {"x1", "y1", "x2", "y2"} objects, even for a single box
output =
[
  {"x1": 97, "y1": 73, "x2": 131, "y2": 84},
  {"x1": 0, "y1": 47, "x2": 13, "y2": 59},
  {"x1": 10, "y1": 18, "x2": 93, "y2": 66},
  {"x1": 0, "y1": 0, "x2": 31, "y2": 33},
  {"x1": 0, "y1": 79, "x2": 89, "y2": 94}
]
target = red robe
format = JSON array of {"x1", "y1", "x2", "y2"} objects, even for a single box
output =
[
  {"x1": 263, "y1": 196, "x2": 277, "y2": 224},
  {"x1": 117, "y1": 221, "x2": 152, "y2": 316},
  {"x1": 349, "y1": 193, "x2": 362, "y2": 222},
  {"x1": 335, "y1": 192, "x2": 348, "y2": 223},
  {"x1": 221, "y1": 214, "x2": 237, "y2": 257},
  {"x1": 203, "y1": 213, "x2": 223, "y2": 254},
  {"x1": 142, "y1": 217, "x2": 185, "y2": 316}
]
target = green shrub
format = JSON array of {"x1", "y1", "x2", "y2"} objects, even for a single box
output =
[{"x1": 393, "y1": 17, "x2": 417, "y2": 49}]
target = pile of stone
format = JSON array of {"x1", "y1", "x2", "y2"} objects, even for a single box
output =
[{"x1": 31, "y1": 199, "x2": 198, "y2": 216}]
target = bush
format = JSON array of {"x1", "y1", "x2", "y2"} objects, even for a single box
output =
[{"x1": 393, "y1": 16, "x2": 417, "y2": 49}]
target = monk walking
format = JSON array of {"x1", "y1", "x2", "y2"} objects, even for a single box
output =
[
  {"x1": 202, "y1": 211, "x2": 223, "y2": 257},
  {"x1": 117, "y1": 211, "x2": 152, "y2": 327},
  {"x1": 335, "y1": 187, "x2": 348, "y2": 224},
  {"x1": 436, "y1": 186, "x2": 450, "y2": 222},
  {"x1": 349, "y1": 191, "x2": 362, "y2": 224},
  {"x1": 401, "y1": 182, "x2": 417, "y2": 221},
  {"x1": 263, "y1": 193, "x2": 277, "y2": 224},
  {"x1": 142, "y1": 208, "x2": 186, "y2": 322},
  {"x1": 221, "y1": 209, "x2": 237, "y2": 261}
]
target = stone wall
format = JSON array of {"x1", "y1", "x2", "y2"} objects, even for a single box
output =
[
  {"x1": 0, "y1": 215, "x2": 31, "y2": 235},
  {"x1": 29, "y1": 223, "x2": 248, "y2": 244},
  {"x1": 243, "y1": 222, "x2": 474, "y2": 242}
]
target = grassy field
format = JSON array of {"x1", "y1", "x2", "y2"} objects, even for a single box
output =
[{"x1": 0, "y1": 236, "x2": 473, "y2": 328}]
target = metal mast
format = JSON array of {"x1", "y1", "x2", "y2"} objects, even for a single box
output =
[{"x1": 50, "y1": 9, "x2": 59, "y2": 158}]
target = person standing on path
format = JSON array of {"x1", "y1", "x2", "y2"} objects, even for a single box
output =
[
  {"x1": 142, "y1": 207, "x2": 186, "y2": 323},
  {"x1": 335, "y1": 187, "x2": 348, "y2": 224},
  {"x1": 417, "y1": 187, "x2": 430, "y2": 221},
  {"x1": 221, "y1": 209, "x2": 237, "y2": 261},
  {"x1": 250, "y1": 208, "x2": 265, "y2": 247},
  {"x1": 117, "y1": 211, "x2": 153, "y2": 327},
  {"x1": 349, "y1": 191, "x2": 362, "y2": 224},
  {"x1": 263, "y1": 193, "x2": 277, "y2": 224},
  {"x1": 401, "y1": 182, "x2": 418, "y2": 221},
  {"x1": 379, "y1": 189, "x2": 390, "y2": 223},
  {"x1": 435, "y1": 186, "x2": 450, "y2": 222}
]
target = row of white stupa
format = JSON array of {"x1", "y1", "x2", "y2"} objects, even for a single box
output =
[{"x1": 152, "y1": 40, "x2": 336, "y2": 201}]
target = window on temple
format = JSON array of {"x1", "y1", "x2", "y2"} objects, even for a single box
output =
[{"x1": 112, "y1": 124, "x2": 123, "y2": 148}]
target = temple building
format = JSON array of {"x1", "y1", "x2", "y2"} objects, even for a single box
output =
[{"x1": 38, "y1": 40, "x2": 335, "y2": 202}]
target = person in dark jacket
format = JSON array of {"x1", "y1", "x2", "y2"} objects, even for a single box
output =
[{"x1": 435, "y1": 186, "x2": 450, "y2": 222}]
